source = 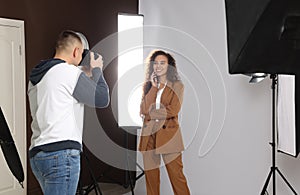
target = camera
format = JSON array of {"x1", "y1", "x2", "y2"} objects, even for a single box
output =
[
  {"x1": 79, "y1": 49, "x2": 100, "y2": 67},
  {"x1": 75, "y1": 32, "x2": 99, "y2": 67}
]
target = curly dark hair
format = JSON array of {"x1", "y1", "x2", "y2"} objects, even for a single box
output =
[{"x1": 142, "y1": 50, "x2": 180, "y2": 97}]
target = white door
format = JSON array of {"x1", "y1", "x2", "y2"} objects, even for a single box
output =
[{"x1": 0, "y1": 18, "x2": 26, "y2": 195}]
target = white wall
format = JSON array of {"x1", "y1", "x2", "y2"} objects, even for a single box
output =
[{"x1": 134, "y1": 0, "x2": 300, "y2": 194}]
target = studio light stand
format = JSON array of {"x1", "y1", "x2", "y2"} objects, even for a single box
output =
[
  {"x1": 260, "y1": 74, "x2": 297, "y2": 195},
  {"x1": 92, "y1": 127, "x2": 144, "y2": 195},
  {"x1": 77, "y1": 151, "x2": 102, "y2": 195},
  {"x1": 83, "y1": 127, "x2": 144, "y2": 195},
  {"x1": 123, "y1": 127, "x2": 145, "y2": 195}
]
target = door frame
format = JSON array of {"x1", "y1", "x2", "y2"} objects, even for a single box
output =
[{"x1": 0, "y1": 17, "x2": 27, "y2": 194}]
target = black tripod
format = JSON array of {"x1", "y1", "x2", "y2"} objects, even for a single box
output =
[
  {"x1": 77, "y1": 152, "x2": 102, "y2": 195},
  {"x1": 92, "y1": 127, "x2": 144, "y2": 195},
  {"x1": 260, "y1": 74, "x2": 297, "y2": 195},
  {"x1": 83, "y1": 127, "x2": 144, "y2": 195},
  {"x1": 123, "y1": 127, "x2": 145, "y2": 195}
]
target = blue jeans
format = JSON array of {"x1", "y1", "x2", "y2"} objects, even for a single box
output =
[{"x1": 30, "y1": 149, "x2": 81, "y2": 195}]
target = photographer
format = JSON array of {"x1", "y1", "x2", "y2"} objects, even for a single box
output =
[{"x1": 27, "y1": 30, "x2": 109, "y2": 195}]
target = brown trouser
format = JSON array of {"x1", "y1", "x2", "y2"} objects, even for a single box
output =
[{"x1": 142, "y1": 134, "x2": 190, "y2": 195}]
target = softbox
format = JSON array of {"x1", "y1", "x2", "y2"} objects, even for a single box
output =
[
  {"x1": 225, "y1": 0, "x2": 300, "y2": 156},
  {"x1": 0, "y1": 107, "x2": 24, "y2": 187}
]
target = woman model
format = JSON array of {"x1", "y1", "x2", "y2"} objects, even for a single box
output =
[{"x1": 139, "y1": 50, "x2": 190, "y2": 195}]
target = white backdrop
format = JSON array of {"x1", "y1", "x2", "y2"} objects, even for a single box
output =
[{"x1": 131, "y1": 0, "x2": 300, "y2": 194}]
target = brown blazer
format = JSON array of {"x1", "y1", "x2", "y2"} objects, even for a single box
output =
[{"x1": 139, "y1": 80, "x2": 185, "y2": 154}]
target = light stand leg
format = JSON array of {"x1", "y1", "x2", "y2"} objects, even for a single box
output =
[
  {"x1": 123, "y1": 128, "x2": 145, "y2": 195},
  {"x1": 260, "y1": 74, "x2": 297, "y2": 195},
  {"x1": 276, "y1": 168, "x2": 297, "y2": 194},
  {"x1": 78, "y1": 152, "x2": 103, "y2": 195},
  {"x1": 124, "y1": 130, "x2": 135, "y2": 195},
  {"x1": 261, "y1": 168, "x2": 273, "y2": 195}
]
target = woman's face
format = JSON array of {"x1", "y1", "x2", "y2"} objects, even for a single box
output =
[{"x1": 153, "y1": 55, "x2": 168, "y2": 77}]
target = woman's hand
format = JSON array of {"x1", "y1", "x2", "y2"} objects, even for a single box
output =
[{"x1": 151, "y1": 72, "x2": 160, "y2": 88}]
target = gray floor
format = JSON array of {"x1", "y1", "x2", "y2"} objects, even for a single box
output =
[{"x1": 81, "y1": 182, "x2": 133, "y2": 195}]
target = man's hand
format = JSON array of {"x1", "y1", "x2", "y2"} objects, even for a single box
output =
[
  {"x1": 90, "y1": 52, "x2": 103, "y2": 70},
  {"x1": 82, "y1": 52, "x2": 103, "y2": 77},
  {"x1": 81, "y1": 65, "x2": 92, "y2": 77}
]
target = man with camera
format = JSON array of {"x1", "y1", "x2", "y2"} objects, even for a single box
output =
[{"x1": 27, "y1": 30, "x2": 109, "y2": 195}]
